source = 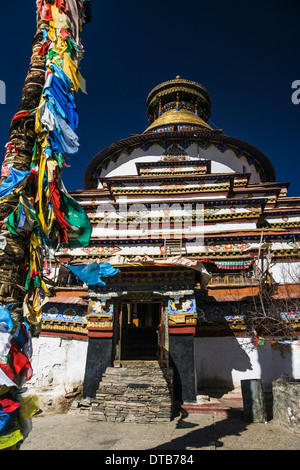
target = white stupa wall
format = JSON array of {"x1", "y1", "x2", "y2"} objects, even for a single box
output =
[{"x1": 97, "y1": 143, "x2": 262, "y2": 183}]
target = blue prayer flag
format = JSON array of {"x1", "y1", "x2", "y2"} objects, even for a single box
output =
[
  {"x1": 0, "y1": 168, "x2": 31, "y2": 200},
  {"x1": 0, "y1": 307, "x2": 14, "y2": 332},
  {"x1": 63, "y1": 262, "x2": 120, "y2": 287}
]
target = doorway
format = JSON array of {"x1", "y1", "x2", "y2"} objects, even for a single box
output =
[{"x1": 119, "y1": 302, "x2": 162, "y2": 360}]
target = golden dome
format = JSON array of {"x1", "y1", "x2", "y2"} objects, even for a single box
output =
[
  {"x1": 144, "y1": 107, "x2": 212, "y2": 133},
  {"x1": 145, "y1": 77, "x2": 212, "y2": 133}
]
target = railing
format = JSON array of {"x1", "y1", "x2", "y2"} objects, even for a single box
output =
[
  {"x1": 57, "y1": 273, "x2": 84, "y2": 287},
  {"x1": 208, "y1": 273, "x2": 258, "y2": 286}
]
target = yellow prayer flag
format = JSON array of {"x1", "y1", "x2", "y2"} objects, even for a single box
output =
[
  {"x1": 48, "y1": 25, "x2": 57, "y2": 42},
  {"x1": 63, "y1": 53, "x2": 80, "y2": 92},
  {"x1": 37, "y1": 153, "x2": 49, "y2": 237},
  {"x1": 51, "y1": 5, "x2": 70, "y2": 29},
  {"x1": 78, "y1": 71, "x2": 87, "y2": 94},
  {"x1": 18, "y1": 396, "x2": 40, "y2": 422},
  {"x1": 56, "y1": 36, "x2": 69, "y2": 56},
  {"x1": 0, "y1": 424, "x2": 23, "y2": 450}
]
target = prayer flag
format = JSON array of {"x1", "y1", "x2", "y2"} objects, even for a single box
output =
[{"x1": 63, "y1": 262, "x2": 120, "y2": 287}]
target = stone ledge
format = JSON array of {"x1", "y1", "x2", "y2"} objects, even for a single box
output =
[{"x1": 272, "y1": 378, "x2": 300, "y2": 428}]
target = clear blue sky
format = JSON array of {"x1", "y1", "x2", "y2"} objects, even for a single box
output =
[{"x1": 0, "y1": 0, "x2": 300, "y2": 195}]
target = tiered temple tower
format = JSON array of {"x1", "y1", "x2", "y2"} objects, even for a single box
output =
[{"x1": 41, "y1": 77, "x2": 300, "y2": 404}]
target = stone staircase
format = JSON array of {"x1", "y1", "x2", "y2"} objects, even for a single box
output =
[{"x1": 88, "y1": 361, "x2": 174, "y2": 423}]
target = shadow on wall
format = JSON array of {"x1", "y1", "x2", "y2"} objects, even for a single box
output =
[
  {"x1": 195, "y1": 333, "x2": 253, "y2": 396},
  {"x1": 195, "y1": 328, "x2": 295, "y2": 396},
  {"x1": 195, "y1": 301, "x2": 253, "y2": 395},
  {"x1": 257, "y1": 342, "x2": 293, "y2": 392},
  {"x1": 195, "y1": 299, "x2": 297, "y2": 395}
]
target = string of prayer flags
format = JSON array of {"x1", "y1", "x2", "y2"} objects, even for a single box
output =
[
  {"x1": 0, "y1": 0, "x2": 92, "y2": 327},
  {"x1": 0, "y1": 307, "x2": 38, "y2": 449},
  {"x1": 0, "y1": 1, "x2": 92, "y2": 449}
]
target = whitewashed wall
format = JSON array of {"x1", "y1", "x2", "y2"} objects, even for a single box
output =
[
  {"x1": 270, "y1": 261, "x2": 300, "y2": 284},
  {"x1": 26, "y1": 334, "x2": 300, "y2": 404},
  {"x1": 25, "y1": 336, "x2": 88, "y2": 406},
  {"x1": 194, "y1": 336, "x2": 300, "y2": 393},
  {"x1": 99, "y1": 143, "x2": 262, "y2": 183}
]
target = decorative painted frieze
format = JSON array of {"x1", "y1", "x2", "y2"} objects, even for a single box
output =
[
  {"x1": 41, "y1": 310, "x2": 88, "y2": 337},
  {"x1": 139, "y1": 165, "x2": 207, "y2": 175}
]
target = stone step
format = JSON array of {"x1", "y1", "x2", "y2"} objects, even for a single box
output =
[
  {"x1": 95, "y1": 391, "x2": 172, "y2": 401},
  {"x1": 100, "y1": 375, "x2": 172, "y2": 385},
  {"x1": 93, "y1": 399, "x2": 172, "y2": 409},
  {"x1": 103, "y1": 367, "x2": 170, "y2": 377},
  {"x1": 114, "y1": 360, "x2": 168, "y2": 368},
  {"x1": 100, "y1": 378, "x2": 172, "y2": 387}
]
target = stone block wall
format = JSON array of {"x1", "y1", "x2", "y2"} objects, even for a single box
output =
[{"x1": 272, "y1": 378, "x2": 300, "y2": 428}]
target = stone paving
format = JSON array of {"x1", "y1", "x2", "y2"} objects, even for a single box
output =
[{"x1": 20, "y1": 407, "x2": 300, "y2": 451}]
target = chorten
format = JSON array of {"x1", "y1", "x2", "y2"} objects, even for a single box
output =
[{"x1": 31, "y1": 77, "x2": 300, "y2": 416}]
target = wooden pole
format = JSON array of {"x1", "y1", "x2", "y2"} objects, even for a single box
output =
[{"x1": 0, "y1": 18, "x2": 48, "y2": 306}]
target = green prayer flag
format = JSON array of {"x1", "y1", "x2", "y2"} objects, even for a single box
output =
[
  {"x1": 25, "y1": 272, "x2": 31, "y2": 291},
  {"x1": 61, "y1": 193, "x2": 92, "y2": 248},
  {"x1": 4, "y1": 211, "x2": 18, "y2": 236},
  {"x1": 57, "y1": 178, "x2": 92, "y2": 248}
]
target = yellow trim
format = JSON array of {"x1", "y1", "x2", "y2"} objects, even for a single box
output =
[{"x1": 144, "y1": 108, "x2": 212, "y2": 133}]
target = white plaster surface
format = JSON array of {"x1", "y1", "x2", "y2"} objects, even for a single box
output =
[
  {"x1": 26, "y1": 336, "x2": 88, "y2": 399},
  {"x1": 194, "y1": 336, "x2": 300, "y2": 392},
  {"x1": 270, "y1": 261, "x2": 300, "y2": 284},
  {"x1": 98, "y1": 144, "x2": 262, "y2": 183}
]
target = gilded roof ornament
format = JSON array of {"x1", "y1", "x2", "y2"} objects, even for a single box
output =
[{"x1": 146, "y1": 77, "x2": 212, "y2": 130}]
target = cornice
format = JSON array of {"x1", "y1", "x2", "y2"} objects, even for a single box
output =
[{"x1": 84, "y1": 130, "x2": 276, "y2": 189}]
